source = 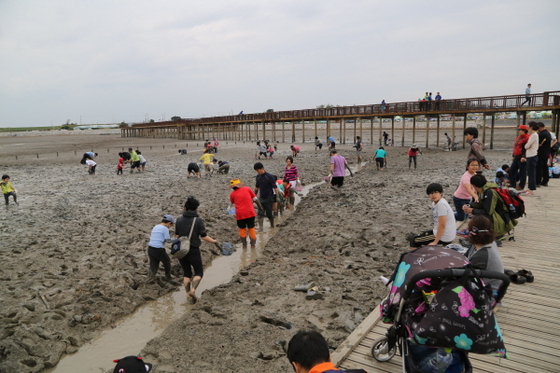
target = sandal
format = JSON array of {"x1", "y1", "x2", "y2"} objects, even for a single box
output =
[
  {"x1": 504, "y1": 269, "x2": 526, "y2": 284},
  {"x1": 517, "y1": 269, "x2": 534, "y2": 283}
]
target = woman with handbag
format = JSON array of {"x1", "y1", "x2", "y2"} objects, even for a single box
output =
[{"x1": 175, "y1": 196, "x2": 221, "y2": 304}]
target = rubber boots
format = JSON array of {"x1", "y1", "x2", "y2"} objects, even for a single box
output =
[{"x1": 240, "y1": 236, "x2": 248, "y2": 248}]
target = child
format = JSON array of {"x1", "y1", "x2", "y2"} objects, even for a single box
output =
[
  {"x1": 267, "y1": 144, "x2": 275, "y2": 158},
  {"x1": 117, "y1": 155, "x2": 125, "y2": 175},
  {"x1": 495, "y1": 171, "x2": 506, "y2": 187},
  {"x1": 1, "y1": 175, "x2": 19, "y2": 206},
  {"x1": 407, "y1": 183, "x2": 457, "y2": 248},
  {"x1": 495, "y1": 164, "x2": 510, "y2": 187},
  {"x1": 86, "y1": 158, "x2": 97, "y2": 174},
  {"x1": 137, "y1": 151, "x2": 147, "y2": 172},
  {"x1": 146, "y1": 214, "x2": 175, "y2": 282},
  {"x1": 407, "y1": 144, "x2": 422, "y2": 169}
]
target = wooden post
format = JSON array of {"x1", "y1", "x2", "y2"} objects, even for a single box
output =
[
  {"x1": 327, "y1": 119, "x2": 330, "y2": 143},
  {"x1": 291, "y1": 121, "x2": 295, "y2": 143},
  {"x1": 436, "y1": 115, "x2": 441, "y2": 148},
  {"x1": 482, "y1": 114, "x2": 487, "y2": 146},
  {"x1": 412, "y1": 116, "x2": 416, "y2": 145},
  {"x1": 302, "y1": 120, "x2": 305, "y2": 143},
  {"x1": 452, "y1": 114, "x2": 456, "y2": 147},
  {"x1": 378, "y1": 117, "x2": 382, "y2": 146},
  {"x1": 490, "y1": 113, "x2": 495, "y2": 150},
  {"x1": 282, "y1": 121, "x2": 285, "y2": 143},
  {"x1": 425, "y1": 115, "x2": 430, "y2": 148},
  {"x1": 401, "y1": 117, "x2": 405, "y2": 146},
  {"x1": 370, "y1": 118, "x2": 374, "y2": 145},
  {"x1": 314, "y1": 119, "x2": 318, "y2": 140},
  {"x1": 339, "y1": 119, "x2": 343, "y2": 144},
  {"x1": 462, "y1": 115, "x2": 467, "y2": 149},
  {"x1": 391, "y1": 117, "x2": 395, "y2": 146}
]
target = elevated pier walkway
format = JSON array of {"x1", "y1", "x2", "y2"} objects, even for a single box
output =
[
  {"x1": 332, "y1": 181, "x2": 560, "y2": 372},
  {"x1": 121, "y1": 91, "x2": 560, "y2": 147}
]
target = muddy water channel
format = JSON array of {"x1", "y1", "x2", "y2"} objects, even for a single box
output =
[{"x1": 46, "y1": 184, "x2": 321, "y2": 373}]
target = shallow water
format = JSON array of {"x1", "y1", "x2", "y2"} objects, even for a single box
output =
[{"x1": 45, "y1": 184, "x2": 318, "y2": 373}]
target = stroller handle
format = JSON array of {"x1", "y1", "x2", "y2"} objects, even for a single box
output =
[{"x1": 404, "y1": 268, "x2": 510, "y2": 303}]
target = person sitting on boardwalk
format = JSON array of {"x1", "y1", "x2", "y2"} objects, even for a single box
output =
[
  {"x1": 464, "y1": 214, "x2": 505, "y2": 294},
  {"x1": 408, "y1": 183, "x2": 456, "y2": 248},
  {"x1": 287, "y1": 330, "x2": 367, "y2": 373},
  {"x1": 462, "y1": 174, "x2": 517, "y2": 245}
]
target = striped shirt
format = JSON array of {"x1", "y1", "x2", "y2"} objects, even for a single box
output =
[{"x1": 284, "y1": 165, "x2": 298, "y2": 181}]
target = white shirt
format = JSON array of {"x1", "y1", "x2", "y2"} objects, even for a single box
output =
[
  {"x1": 525, "y1": 132, "x2": 539, "y2": 158},
  {"x1": 432, "y1": 198, "x2": 456, "y2": 242}
]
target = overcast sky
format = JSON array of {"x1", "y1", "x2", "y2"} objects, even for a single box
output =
[{"x1": 1, "y1": 1, "x2": 559, "y2": 127}]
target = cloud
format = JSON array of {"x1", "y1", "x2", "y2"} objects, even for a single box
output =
[{"x1": 1, "y1": 0, "x2": 559, "y2": 126}]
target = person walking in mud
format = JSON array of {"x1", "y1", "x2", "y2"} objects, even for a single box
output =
[
  {"x1": 229, "y1": 179, "x2": 262, "y2": 249},
  {"x1": 328, "y1": 149, "x2": 348, "y2": 192},
  {"x1": 146, "y1": 215, "x2": 175, "y2": 283},
  {"x1": 283, "y1": 156, "x2": 299, "y2": 208},
  {"x1": 382, "y1": 131, "x2": 389, "y2": 146},
  {"x1": 254, "y1": 162, "x2": 278, "y2": 230},
  {"x1": 175, "y1": 196, "x2": 221, "y2": 303},
  {"x1": 464, "y1": 127, "x2": 491, "y2": 171},
  {"x1": 407, "y1": 143, "x2": 422, "y2": 169},
  {"x1": 354, "y1": 136, "x2": 363, "y2": 163},
  {"x1": 1, "y1": 175, "x2": 19, "y2": 206}
]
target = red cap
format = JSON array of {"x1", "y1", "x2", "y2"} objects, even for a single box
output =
[{"x1": 518, "y1": 125, "x2": 528, "y2": 131}]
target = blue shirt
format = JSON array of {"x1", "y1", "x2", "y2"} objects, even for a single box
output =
[
  {"x1": 149, "y1": 224, "x2": 171, "y2": 248},
  {"x1": 375, "y1": 149, "x2": 387, "y2": 158}
]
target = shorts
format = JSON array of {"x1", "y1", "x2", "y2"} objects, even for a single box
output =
[
  {"x1": 236, "y1": 216, "x2": 256, "y2": 229},
  {"x1": 331, "y1": 176, "x2": 344, "y2": 187},
  {"x1": 140, "y1": 162, "x2": 147, "y2": 167},
  {"x1": 376, "y1": 158, "x2": 385, "y2": 168},
  {"x1": 188, "y1": 164, "x2": 200, "y2": 173},
  {"x1": 131, "y1": 161, "x2": 141, "y2": 169}
]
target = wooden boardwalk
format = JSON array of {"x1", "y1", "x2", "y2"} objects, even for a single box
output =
[{"x1": 332, "y1": 181, "x2": 560, "y2": 373}]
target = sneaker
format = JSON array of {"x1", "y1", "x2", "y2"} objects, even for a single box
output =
[
  {"x1": 520, "y1": 190, "x2": 534, "y2": 196},
  {"x1": 456, "y1": 229, "x2": 469, "y2": 237}
]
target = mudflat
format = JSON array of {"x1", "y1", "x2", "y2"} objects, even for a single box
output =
[{"x1": 0, "y1": 128, "x2": 517, "y2": 372}]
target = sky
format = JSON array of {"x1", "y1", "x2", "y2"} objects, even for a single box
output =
[{"x1": 1, "y1": 1, "x2": 559, "y2": 128}]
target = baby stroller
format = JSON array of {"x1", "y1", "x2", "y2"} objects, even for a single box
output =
[{"x1": 372, "y1": 246, "x2": 510, "y2": 373}]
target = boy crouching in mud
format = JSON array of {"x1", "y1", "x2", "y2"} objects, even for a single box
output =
[{"x1": 407, "y1": 183, "x2": 456, "y2": 248}]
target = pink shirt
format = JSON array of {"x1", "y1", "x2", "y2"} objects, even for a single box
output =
[
  {"x1": 453, "y1": 171, "x2": 475, "y2": 200},
  {"x1": 331, "y1": 154, "x2": 347, "y2": 177}
]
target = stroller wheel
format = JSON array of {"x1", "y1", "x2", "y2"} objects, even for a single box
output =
[{"x1": 371, "y1": 336, "x2": 396, "y2": 362}]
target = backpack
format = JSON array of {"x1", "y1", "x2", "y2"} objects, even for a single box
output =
[{"x1": 492, "y1": 187, "x2": 525, "y2": 219}]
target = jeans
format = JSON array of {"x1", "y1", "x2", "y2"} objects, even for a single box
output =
[
  {"x1": 509, "y1": 157, "x2": 527, "y2": 189},
  {"x1": 453, "y1": 196, "x2": 471, "y2": 221},
  {"x1": 526, "y1": 156, "x2": 538, "y2": 190}
]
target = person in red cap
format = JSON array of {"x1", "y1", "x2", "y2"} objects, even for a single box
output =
[
  {"x1": 508, "y1": 124, "x2": 530, "y2": 190},
  {"x1": 112, "y1": 355, "x2": 152, "y2": 373}
]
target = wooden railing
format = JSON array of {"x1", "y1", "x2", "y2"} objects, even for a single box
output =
[{"x1": 127, "y1": 91, "x2": 560, "y2": 129}]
